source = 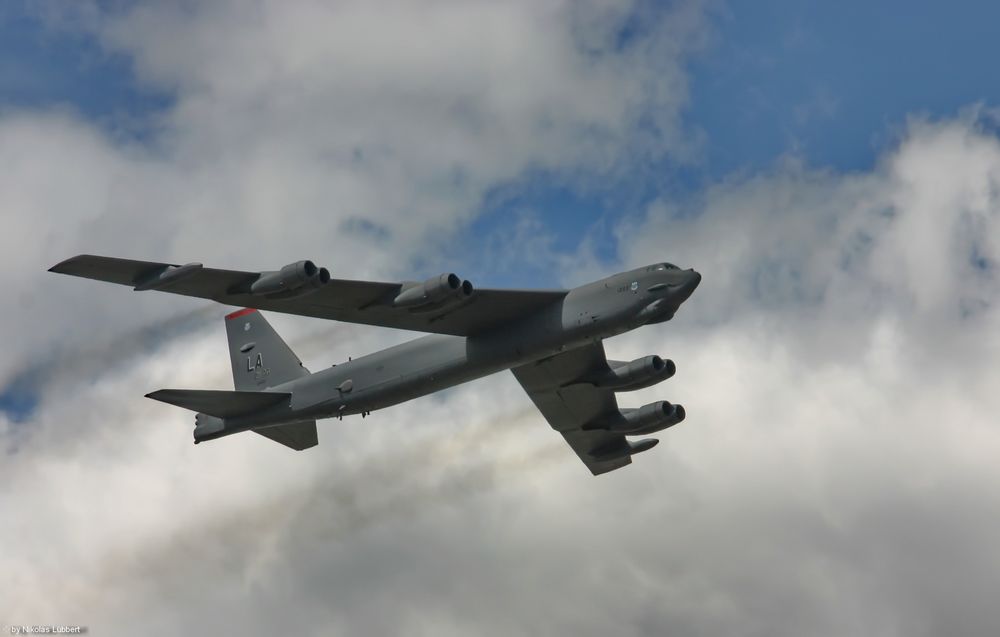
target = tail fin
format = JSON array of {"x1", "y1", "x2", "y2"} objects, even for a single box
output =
[{"x1": 225, "y1": 308, "x2": 309, "y2": 390}]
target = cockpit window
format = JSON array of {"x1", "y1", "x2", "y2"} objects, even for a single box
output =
[{"x1": 656, "y1": 263, "x2": 679, "y2": 270}]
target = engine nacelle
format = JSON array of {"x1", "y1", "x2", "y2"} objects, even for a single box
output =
[
  {"x1": 250, "y1": 260, "x2": 330, "y2": 297},
  {"x1": 393, "y1": 273, "x2": 473, "y2": 308},
  {"x1": 595, "y1": 355, "x2": 675, "y2": 391},
  {"x1": 584, "y1": 400, "x2": 686, "y2": 435}
]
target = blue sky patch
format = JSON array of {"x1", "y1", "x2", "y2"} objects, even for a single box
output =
[
  {"x1": 0, "y1": 5, "x2": 171, "y2": 139},
  {"x1": 0, "y1": 370, "x2": 39, "y2": 423},
  {"x1": 685, "y1": 0, "x2": 1000, "y2": 176}
]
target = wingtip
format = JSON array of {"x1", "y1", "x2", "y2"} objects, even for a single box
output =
[
  {"x1": 48, "y1": 254, "x2": 96, "y2": 274},
  {"x1": 49, "y1": 254, "x2": 103, "y2": 274},
  {"x1": 48, "y1": 256, "x2": 78, "y2": 274}
]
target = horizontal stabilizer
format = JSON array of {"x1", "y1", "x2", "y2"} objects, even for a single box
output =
[
  {"x1": 254, "y1": 421, "x2": 318, "y2": 450},
  {"x1": 146, "y1": 388, "x2": 290, "y2": 418}
]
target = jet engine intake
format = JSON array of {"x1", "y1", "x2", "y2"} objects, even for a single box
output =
[
  {"x1": 250, "y1": 260, "x2": 330, "y2": 298},
  {"x1": 584, "y1": 400, "x2": 686, "y2": 435},
  {"x1": 393, "y1": 273, "x2": 473, "y2": 308},
  {"x1": 596, "y1": 355, "x2": 675, "y2": 391}
]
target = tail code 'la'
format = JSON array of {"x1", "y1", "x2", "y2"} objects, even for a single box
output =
[{"x1": 224, "y1": 308, "x2": 309, "y2": 390}]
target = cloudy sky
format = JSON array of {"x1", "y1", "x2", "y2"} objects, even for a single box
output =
[{"x1": 3, "y1": 1, "x2": 1000, "y2": 634}]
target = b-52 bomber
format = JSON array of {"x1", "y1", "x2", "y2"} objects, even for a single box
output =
[{"x1": 49, "y1": 255, "x2": 701, "y2": 475}]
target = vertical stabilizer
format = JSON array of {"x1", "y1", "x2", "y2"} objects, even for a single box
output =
[{"x1": 224, "y1": 308, "x2": 309, "y2": 390}]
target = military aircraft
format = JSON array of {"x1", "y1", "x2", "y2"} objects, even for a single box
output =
[{"x1": 49, "y1": 255, "x2": 700, "y2": 475}]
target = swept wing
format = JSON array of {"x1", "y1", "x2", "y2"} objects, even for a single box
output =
[
  {"x1": 512, "y1": 342, "x2": 659, "y2": 476},
  {"x1": 49, "y1": 254, "x2": 566, "y2": 336}
]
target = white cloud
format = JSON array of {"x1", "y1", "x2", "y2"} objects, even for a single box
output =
[
  {"x1": 595, "y1": 112, "x2": 1000, "y2": 634},
  {"x1": 4, "y1": 2, "x2": 1000, "y2": 636}
]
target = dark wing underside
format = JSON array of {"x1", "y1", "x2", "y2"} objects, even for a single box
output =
[
  {"x1": 49, "y1": 255, "x2": 567, "y2": 336},
  {"x1": 511, "y1": 342, "x2": 633, "y2": 476}
]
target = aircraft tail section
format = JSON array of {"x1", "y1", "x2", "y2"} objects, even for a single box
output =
[
  {"x1": 224, "y1": 308, "x2": 309, "y2": 390},
  {"x1": 147, "y1": 311, "x2": 317, "y2": 451},
  {"x1": 146, "y1": 389, "x2": 317, "y2": 449}
]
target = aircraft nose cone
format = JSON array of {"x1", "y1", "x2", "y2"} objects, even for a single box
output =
[{"x1": 675, "y1": 269, "x2": 701, "y2": 302}]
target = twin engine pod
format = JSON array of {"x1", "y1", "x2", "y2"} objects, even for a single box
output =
[
  {"x1": 393, "y1": 273, "x2": 474, "y2": 310},
  {"x1": 584, "y1": 400, "x2": 686, "y2": 436},
  {"x1": 250, "y1": 260, "x2": 330, "y2": 299},
  {"x1": 592, "y1": 355, "x2": 676, "y2": 392},
  {"x1": 245, "y1": 263, "x2": 475, "y2": 311}
]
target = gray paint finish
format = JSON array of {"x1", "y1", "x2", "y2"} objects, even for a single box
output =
[{"x1": 49, "y1": 255, "x2": 701, "y2": 474}]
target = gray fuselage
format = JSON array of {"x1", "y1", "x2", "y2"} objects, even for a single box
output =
[{"x1": 222, "y1": 264, "x2": 701, "y2": 434}]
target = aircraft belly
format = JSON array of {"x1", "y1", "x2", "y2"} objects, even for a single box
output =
[
  {"x1": 283, "y1": 306, "x2": 610, "y2": 421},
  {"x1": 349, "y1": 355, "x2": 497, "y2": 412}
]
